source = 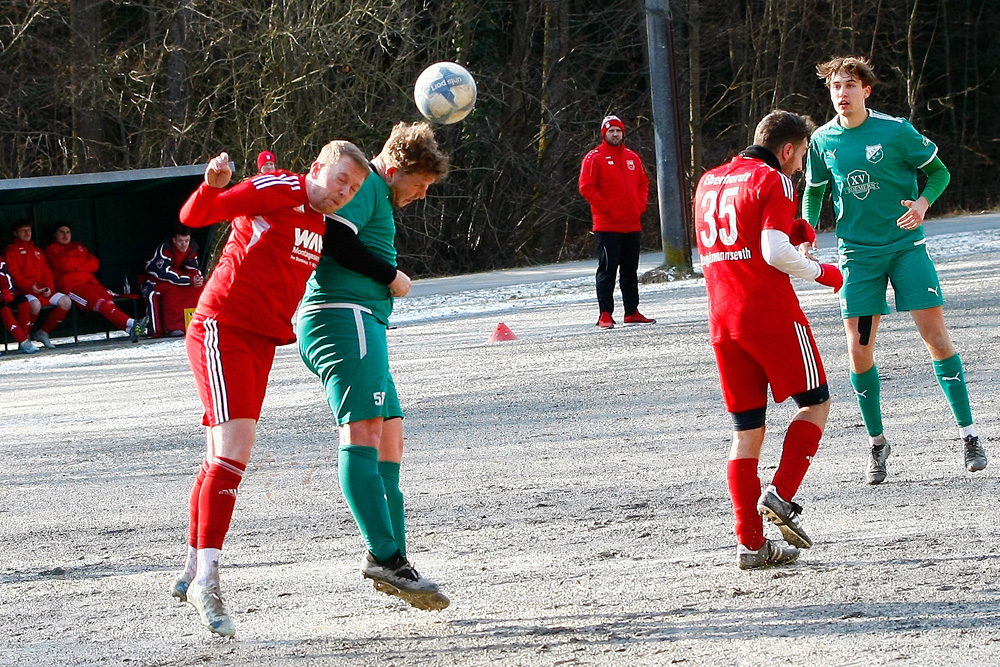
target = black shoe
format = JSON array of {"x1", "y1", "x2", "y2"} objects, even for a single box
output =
[
  {"x1": 867, "y1": 440, "x2": 891, "y2": 485},
  {"x1": 757, "y1": 485, "x2": 812, "y2": 548},
  {"x1": 964, "y1": 435, "x2": 987, "y2": 472}
]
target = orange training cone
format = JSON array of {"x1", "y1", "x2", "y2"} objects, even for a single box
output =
[{"x1": 487, "y1": 322, "x2": 517, "y2": 343}]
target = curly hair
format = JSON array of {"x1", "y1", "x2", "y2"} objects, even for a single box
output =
[
  {"x1": 817, "y1": 55, "x2": 877, "y2": 88},
  {"x1": 379, "y1": 121, "x2": 449, "y2": 180}
]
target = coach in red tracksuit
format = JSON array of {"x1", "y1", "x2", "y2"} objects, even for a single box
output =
[
  {"x1": 579, "y1": 115, "x2": 655, "y2": 329},
  {"x1": 44, "y1": 224, "x2": 143, "y2": 341},
  {"x1": 142, "y1": 227, "x2": 204, "y2": 337}
]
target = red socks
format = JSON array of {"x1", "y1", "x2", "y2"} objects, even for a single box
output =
[
  {"x1": 196, "y1": 457, "x2": 246, "y2": 550},
  {"x1": 41, "y1": 305, "x2": 67, "y2": 333},
  {"x1": 96, "y1": 299, "x2": 131, "y2": 331},
  {"x1": 186, "y1": 460, "x2": 211, "y2": 547},
  {"x1": 1, "y1": 307, "x2": 26, "y2": 343},
  {"x1": 771, "y1": 420, "x2": 822, "y2": 501},
  {"x1": 727, "y1": 458, "x2": 764, "y2": 550},
  {"x1": 17, "y1": 301, "x2": 34, "y2": 330}
]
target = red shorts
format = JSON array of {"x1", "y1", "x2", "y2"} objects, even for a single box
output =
[
  {"x1": 712, "y1": 319, "x2": 826, "y2": 414},
  {"x1": 186, "y1": 315, "x2": 277, "y2": 426},
  {"x1": 67, "y1": 281, "x2": 116, "y2": 311}
]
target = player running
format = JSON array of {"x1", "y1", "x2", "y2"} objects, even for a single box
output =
[
  {"x1": 170, "y1": 142, "x2": 369, "y2": 637},
  {"x1": 802, "y1": 56, "x2": 986, "y2": 484},
  {"x1": 297, "y1": 121, "x2": 450, "y2": 610},
  {"x1": 695, "y1": 111, "x2": 842, "y2": 570}
]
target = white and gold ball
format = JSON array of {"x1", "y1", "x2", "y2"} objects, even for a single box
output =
[{"x1": 414, "y1": 62, "x2": 477, "y2": 125}]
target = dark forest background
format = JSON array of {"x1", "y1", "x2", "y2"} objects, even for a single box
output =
[{"x1": 1, "y1": 0, "x2": 997, "y2": 277}]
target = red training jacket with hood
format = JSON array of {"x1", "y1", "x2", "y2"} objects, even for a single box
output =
[{"x1": 578, "y1": 118, "x2": 650, "y2": 233}]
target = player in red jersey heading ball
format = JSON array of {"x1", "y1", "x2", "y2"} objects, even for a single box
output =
[
  {"x1": 170, "y1": 142, "x2": 369, "y2": 637},
  {"x1": 694, "y1": 111, "x2": 842, "y2": 570}
]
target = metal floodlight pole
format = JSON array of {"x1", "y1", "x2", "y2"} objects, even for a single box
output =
[{"x1": 645, "y1": 0, "x2": 692, "y2": 272}]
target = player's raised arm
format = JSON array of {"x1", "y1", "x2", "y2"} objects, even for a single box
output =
[
  {"x1": 180, "y1": 152, "x2": 234, "y2": 228},
  {"x1": 204, "y1": 152, "x2": 233, "y2": 189}
]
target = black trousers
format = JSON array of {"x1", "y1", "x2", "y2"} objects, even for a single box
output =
[{"x1": 595, "y1": 231, "x2": 641, "y2": 316}]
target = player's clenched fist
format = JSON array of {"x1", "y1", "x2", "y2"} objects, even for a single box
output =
[
  {"x1": 204, "y1": 152, "x2": 233, "y2": 189},
  {"x1": 389, "y1": 269, "x2": 412, "y2": 297},
  {"x1": 815, "y1": 263, "x2": 843, "y2": 293}
]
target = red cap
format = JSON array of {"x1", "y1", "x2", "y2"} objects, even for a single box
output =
[
  {"x1": 257, "y1": 151, "x2": 276, "y2": 170},
  {"x1": 601, "y1": 115, "x2": 625, "y2": 140}
]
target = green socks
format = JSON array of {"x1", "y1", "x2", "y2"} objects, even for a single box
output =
[
  {"x1": 378, "y1": 461, "x2": 407, "y2": 558},
  {"x1": 934, "y1": 354, "x2": 974, "y2": 428},
  {"x1": 851, "y1": 365, "x2": 884, "y2": 437},
  {"x1": 852, "y1": 355, "x2": 974, "y2": 437},
  {"x1": 338, "y1": 445, "x2": 397, "y2": 562}
]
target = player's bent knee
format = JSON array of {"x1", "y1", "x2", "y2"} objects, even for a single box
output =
[
  {"x1": 731, "y1": 406, "x2": 767, "y2": 431},
  {"x1": 792, "y1": 384, "x2": 830, "y2": 408}
]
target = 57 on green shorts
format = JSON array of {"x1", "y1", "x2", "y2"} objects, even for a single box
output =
[
  {"x1": 296, "y1": 305, "x2": 403, "y2": 425},
  {"x1": 839, "y1": 241, "x2": 944, "y2": 318}
]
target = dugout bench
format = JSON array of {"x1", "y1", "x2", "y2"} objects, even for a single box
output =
[
  {"x1": 0, "y1": 164, "x2": 216, "y2": 352},
  {"x1": 1, "y1": 294, "x2": 142, "y2": 351}
]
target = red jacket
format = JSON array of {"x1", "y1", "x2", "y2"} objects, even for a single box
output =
[
  {"x1": 3, "y1": 240, "x2": 55, "y2": 294},
  {"x1": 44, "y1": 241, "x2": 101, "y2": 293},
  {"x1": 579, "y1": 141, "x2": 650, "y2": 233}
]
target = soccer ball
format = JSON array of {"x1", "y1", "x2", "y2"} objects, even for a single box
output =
[{"x1": 413, "y1": 62, "x2": 477, "y2": 125}]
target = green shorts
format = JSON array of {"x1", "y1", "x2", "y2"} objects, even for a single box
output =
[
  {"x1": 296, "y1": 305, "x2": 403, "y2": 426},
  {"x1": 839, "y1": 241, "x2": 943, "y2": 318}
]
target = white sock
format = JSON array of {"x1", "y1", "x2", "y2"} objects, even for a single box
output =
[
  {"x1": 869, "y1": 434, "x2": 887, "y2": 447},
  {"x1": 194, "y1": 548, "x2": 221, "y2": 587},
  {"x1": 960, "y1": 425, "x2": 979, "y2": 439},
  {"x1": 182, "y1": 545, "x2": 198, "y2": 580},
  {"x1": 126, "y1": 317, "x2": 135, "y2": 329}
]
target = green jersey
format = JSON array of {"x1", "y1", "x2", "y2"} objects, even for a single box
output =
[
  {"x1": 301, "y1": 169, "x2": 397, "y2": 324},
  {"x1": 806, "y1": 109, "x2": 939, "y2": 253}
]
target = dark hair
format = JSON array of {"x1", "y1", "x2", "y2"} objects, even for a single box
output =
[
  {"x1": 817, "y1": 56, "x2": 877, "y2": 88},
  {"x1": 174, "y1": 225, "x2": 192, "y2": 238},
  {"x1": 753, "y1": 111, "x2": 816, "y2": 154}
]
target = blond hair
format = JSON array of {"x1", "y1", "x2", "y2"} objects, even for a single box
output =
[
  {"x1": 315, "y1": 140, "x2": 368, "y2": 171},
  {"x1": 378, "y1": 121, "x2": 449, "y2": 180}
]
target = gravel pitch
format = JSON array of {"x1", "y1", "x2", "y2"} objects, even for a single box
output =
[{"x1": 2, "y1": 217, "x2": 999, "y2": 666}]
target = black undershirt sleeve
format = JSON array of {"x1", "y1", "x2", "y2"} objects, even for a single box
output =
[{"x1": 321, "y1": 218, "x2": 398, "y2": 286}]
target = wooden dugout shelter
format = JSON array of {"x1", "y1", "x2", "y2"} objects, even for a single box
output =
[{"x1": 0, "y1": 165, "x2": 211, "y2": 342}]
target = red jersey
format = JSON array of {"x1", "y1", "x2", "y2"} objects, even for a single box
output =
[
  {"x1": 694, "y1": 154, "x2": 804, "y2": 342},
  {"x1": 579, "y1": 142, "x2": 649, "y2": 233},
  {"x1": 180, "y1": 170, "x2": 325, "y2": 344},
  {"x1": 44, "y1": 241, "x2": 101, "y2": 293},
  {"x1": 3, "y1": 240, "x2": 54, "y2": 294}
]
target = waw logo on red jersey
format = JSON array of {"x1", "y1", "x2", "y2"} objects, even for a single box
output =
[{"x1": 294, "y1": 228, "x2": 324, "y2": 254}]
